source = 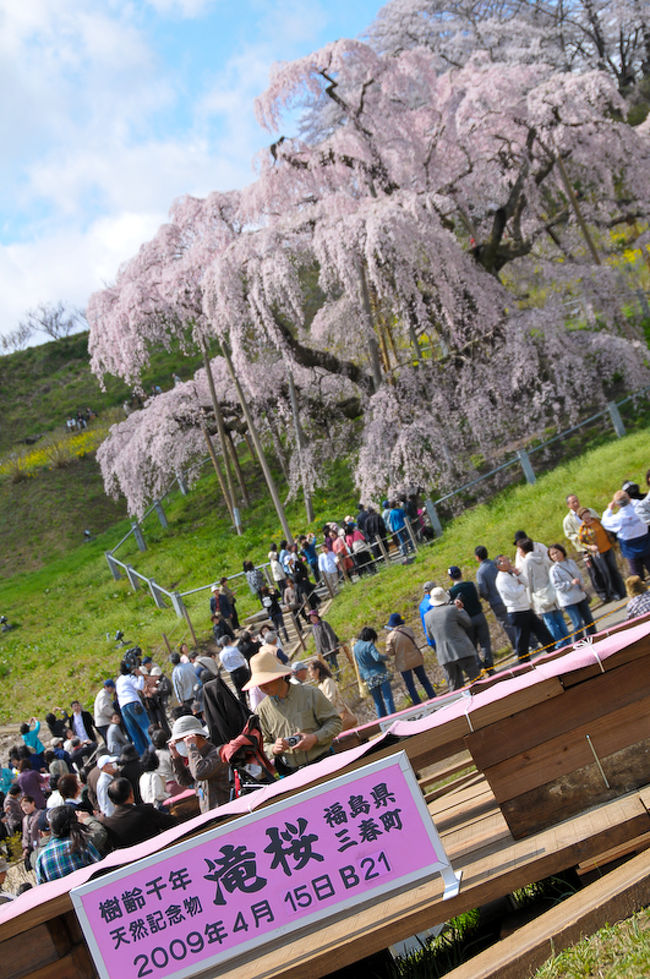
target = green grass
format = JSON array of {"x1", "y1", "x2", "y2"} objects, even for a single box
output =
[
  {"x1": 0, "y1": 330, "x2": 204, "y2": 454},
  {"x1": 0, "y1": 426, "x2": 648, "y2": 725},
  {"x1": 322, "y1": 428, "x2": 650, "y2": 644},
  {"x1": 534, "y1": 907, "x2": 650, "y2": 977}
]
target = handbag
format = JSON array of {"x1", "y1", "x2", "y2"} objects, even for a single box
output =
[{"x1": 340, "y1": 705, "x2": 359, "y2": 731}]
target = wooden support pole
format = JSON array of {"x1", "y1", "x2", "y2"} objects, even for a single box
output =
[
  {"x1": 202, "y1": 424, "x2": 235, "y2": 525},
  {"x1": 225, "y1": 430, "x2": 251, "y2": 507},
  {"x1": 221, "y1": 342, "x2": 294, "y2": 544},
  {"x1": 201, "y1": 343, "x2": 238, "y2": 523},
  {"x1": 375, "y1": 535, "x2": 391, "y2": 565}
]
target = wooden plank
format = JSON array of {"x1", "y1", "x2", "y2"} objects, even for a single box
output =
[
  {"x1": 3, "y1": 922, "x2": 71, "y2": 979},
  {"x1": 467, "y1": 657, "x2": 650, "y2": 770},
  {"x1": 442, "y1": 842, "x2": 650, "y2": 979},
  {"x1": 419, "y1": 755, "x2": 474, "y2": 789},
  {"x1": 501, "y1": 738, "x2": 650, "y2": 838},
  {"x1": 190, "y1": 790, "x2": 650, "y2": 978},
  {"x1": 424, "y1": 770, "x2": 479, "y2": 804},
  {"x1": 561, "y1": 631, "x2": 650, "y2": 688},
  {"x1": 638, "y1": 784, "x2": 650, "y2": 814},
  {"x1": 484, "y1": 696, "x2": 650, "y2": 804},
  {"x1": 469, "y1": 677, "x2": 565, "y2": 731},
  {"x1": 578, "y1": 830, "x2": 650, "y2": 875},
  {"x1": 23, "y1": 944, "x2": 94, "y2": 979}
]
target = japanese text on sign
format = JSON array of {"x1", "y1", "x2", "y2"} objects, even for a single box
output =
[{"x1": 72, "y1": 752, "x2": 460, "y2": 979}]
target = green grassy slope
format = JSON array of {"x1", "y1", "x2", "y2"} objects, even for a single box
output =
[
  {"x1": 0, "y1": 331, "x2": 204, "y2": 452},
  {"x1": 0, "y1": 427, "x2": 647, "y2": 725}
]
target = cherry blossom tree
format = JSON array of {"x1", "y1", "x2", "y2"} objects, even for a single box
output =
[
  {"x1": 367, "y1": 0, "x2": 650, "y2": 94},
  {"x1": 87, "y1": 191, "x2": 303, "y2": 538},
  {"x1": 237, "y1": 33, "x2": 650, "y2": 494},
  {"x1": 90, "y1": 18, "x2": 650, "y2": 511}
]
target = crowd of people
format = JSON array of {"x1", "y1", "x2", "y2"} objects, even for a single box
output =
[
  {"x1": 1, "y1": 478, "x2": 649, "y2": 901},
  {"x1": 351, "y1": 476, "x2": 650, "y2": 713}
]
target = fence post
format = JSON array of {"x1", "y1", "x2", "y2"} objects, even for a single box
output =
[
  {"x1": 105, "y1": 552, "x2": 122, "y2": 580},
  {"x1": 153, "y1": 501, "x2": 168, "y2": 529},
  {"x1": 607, "y1": 401, "x2": 626, "y2": 438},
  {"x1": 148, "y1": 579, "x2": 167, "y2": 609},
  {"x1": 404, "y1": 517, "x2": 418, "y2": 552},
  {"x1": 171, "y1": 592, "x2": 198, "y2": 646},
  {"x1": 424, "y1": 498, "x2": 443, "y2": 538},
  {"x1": 132, "y1": 521, "x2": 147, "y2": 552},
  {"x1": 323, "y1": 573, "x2": 336, "y2": 600},
  {"x1": 125, "y1": 565, "x2": 140, "y2": 591},
  {"x1": 375, "y1": 535, "x2": 391, "y2": 565},
  {"x1": 176, "y1": 472, "x2": 188, "y2": 496},
  {"x1": 171, "y1": 592, "x2": 186, "y2": 619},
  {"x1": 516, "y1": 449, "x2": 536, "y2": 485}
]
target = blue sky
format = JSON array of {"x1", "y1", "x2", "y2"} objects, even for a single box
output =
[{"x1": 0, "y1": 0, "x2": 385, "y2": 340}]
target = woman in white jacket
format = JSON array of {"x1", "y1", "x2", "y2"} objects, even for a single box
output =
[
  {"x1": 548, "y1": 543, "x2": 597, "y2": 641},
  {"x1": 518, "y1": 539, "x2": 570, "y2": 650}
]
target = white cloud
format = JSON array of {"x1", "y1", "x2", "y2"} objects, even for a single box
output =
[
  {"x1": 144, "y1": 0, "x2": 219, "y2": 17},
  {"x1": 0, "y1": 0, "x2": 379, "y2": 338},
  {"x1": 0, "y1": 211, "x2": 164, "y2": 327}
]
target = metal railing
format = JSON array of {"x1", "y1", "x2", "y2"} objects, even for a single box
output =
[{"x1": 104, "y1": 383, "x2": 650, "y2": 623}]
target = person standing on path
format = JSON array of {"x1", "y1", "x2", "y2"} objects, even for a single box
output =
[
  {"x1": 447, "y1": 566, "x2": 494, "y2": 672},
  {"x1": 423, "y1": 589, "x2": 482, "y2": 691},
  {"x1": 385, "y1": 613, "x2": 436, "y2": 704},
  {"x1": 353, "y1": 627, "x2": 396, "y2": 718},
  {"x1": 494, "y1": 555, "x2": 554, "y2": 662},
  {"x1": 217, "y1": 637, "x2": 250, "y2": 708},
  {"x1": 115, "y1": 661, "x2": 152, "y2": 756}
]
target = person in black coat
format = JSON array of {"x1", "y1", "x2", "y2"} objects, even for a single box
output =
[
  {"x1": 211, "y1": 612, "x2": 235, "y2": 643},
  {"x1": 99, "y1": 778, "x2": 176, "y2": 849},
  {"x1": 364, "y1": 506, "x2": 388, "y2": 559},
  {"x1": 69, "y1": 701, "x2": 97, "y2": 742},
  {"x1": 118, "y1": 744, "x2": 143, "y2": 804}
]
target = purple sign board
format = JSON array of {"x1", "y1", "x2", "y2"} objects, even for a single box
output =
[{"x1": 72, "y1": 752, "x2": 461, "y2": 978}]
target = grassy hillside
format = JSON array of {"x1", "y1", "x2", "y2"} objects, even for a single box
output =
[
  {"x1": 0, "y1": 454, "x2": 128, "y2": 578},
  {"x1": 0, "y1": 427, "x2": 647, "y2": 725},
  {"x1": 0, "y1": 331, "x2": 204, "y2": 453},
  {"x1": 0, "y1": 331, "x2": 207, "y2": 578}
]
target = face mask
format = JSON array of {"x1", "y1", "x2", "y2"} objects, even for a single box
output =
[{"x1": 175, "y1": 742, "x2": 188, "y2": 758}]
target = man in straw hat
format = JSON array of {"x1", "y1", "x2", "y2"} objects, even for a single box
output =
[{"x1": 243, "y1": 650, "x2": 342, "y2": 773}]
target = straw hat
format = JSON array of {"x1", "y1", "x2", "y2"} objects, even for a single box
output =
[{"x1": 243, "y1": 650, "x2": 292, "y2": 690}]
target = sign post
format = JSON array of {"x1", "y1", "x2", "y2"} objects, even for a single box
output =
[{"x1": 72, "y1": 752, "x2": 461, "y2": 978}]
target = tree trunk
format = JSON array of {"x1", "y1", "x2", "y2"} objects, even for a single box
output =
[
  {"x1": 266, "y1": 413, "x2": 290, "y2": 482},
  {"x1": 554, "y1": 154, "x2": 601, "y2": 265},
  {"x1": 225, "y1": 429, "x2": 251, "y2": 507},
  {"x1": 201, "y1": 344, "x2": 238, "y2": 518},
  {"x1": 359, "y1": 264, "x2": 383, "y2": 392},
  {"x1": 201, "y1": 423, "x2": 236, "y2": 526},
  {"x1": 221, "y1": 343, "x2": 294, "y2": 544},
  {"x1": 288, "y1": 371, "x2": 315, "y2": 523}
]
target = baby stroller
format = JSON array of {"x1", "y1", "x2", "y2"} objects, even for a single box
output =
[
  {"x1": 218, "y1": 716, "x2": 276, "y2": 800},
  {"x1": 202, "y1": 677, "x2": 275, "y2": 799}
]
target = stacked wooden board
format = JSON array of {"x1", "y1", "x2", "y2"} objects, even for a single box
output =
[
  {"x1": 3, "y1": 616, "x2": 650, "y2": 978},
  {"x1": 464, "y1": 620, "x2": 650, "y2": 839}
]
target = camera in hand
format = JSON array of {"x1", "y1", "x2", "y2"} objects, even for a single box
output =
[{"x1": 285, "y1": 734, "x2": 301, "y2": 748}]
